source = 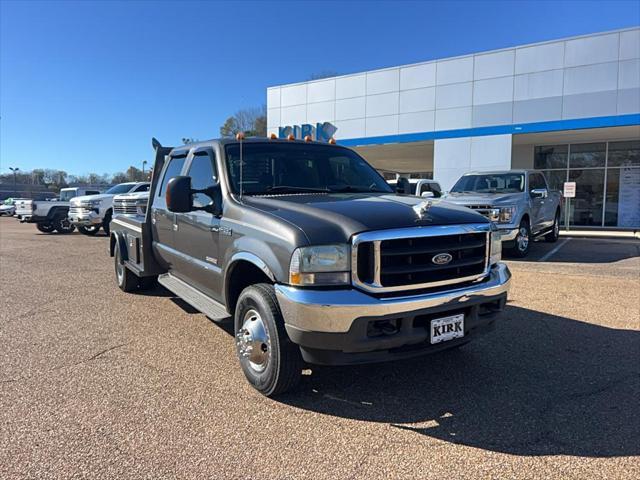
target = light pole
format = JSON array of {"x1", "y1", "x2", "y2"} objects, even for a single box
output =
[
  {"x1": 142, "y1": 160, "x2": 147, "y2": 176},
  {"x1": 9, "y1": 167, "x2": 19, "y2": 197}
]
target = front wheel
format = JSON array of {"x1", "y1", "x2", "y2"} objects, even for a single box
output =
[
  {"x1": 36, "y1": 222, "x2": 55, "y2": 233},
  {"x1": 545, "y1": 211, "x2": 560, "y2": 243},
  {"x1": 115, "y1": 248, "x2": 139, "y2": 292},
  {"x1": 54, "y1": 217, "x2": 75, "y2": 234},
  {"x1": 509, "y1": 218, "x2": 530, "y2": 258},
  {"x1": 78, "y1": 225, "x2": 100, "y2": 236},
  {"x1": 234, "y1": 284, "x2": 303, "y2": 397},
  {"x1": 102, "y1": 211, "x2": 112, "y2": 236}
]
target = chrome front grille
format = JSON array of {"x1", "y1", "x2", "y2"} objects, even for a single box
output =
[
  {"x1": 69, "y1": 207, "x2": 84, "y2": 216},
  {"x1": 465, "y1": 205, "x2": 497, "y2": 220},
  {"x1": 352, "y1": 224, "x2": 490, "y2": 293},
  {"x1": 113, "y1": 200, "x2": 143, "y2": 215}
]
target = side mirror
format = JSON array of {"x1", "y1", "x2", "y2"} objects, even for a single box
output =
[
  {"x1": 421, "y1": 191, "x2": 435, "y2": 198},
  {"x1": 396, "y1": 177, "x2": 411, "y2": 194},
  {"x1": 166, "y1": 176, "x2": 193, "y2": 213},
  {"x1": 530, "y1": 188, "x2": 548, "y2": 199}
]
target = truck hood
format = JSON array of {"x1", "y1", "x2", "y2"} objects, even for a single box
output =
[
  {"x1": 114, "y1": 192, "x2": 149, "y2": 201},
  {"x1": 443, "y1": 191, "x2": 524, "y2": 206},
  {"x1": 70, "y1": 193, "x2": 114, "y2": 205},
  {"x1": 243, "y1": 193, "x2": 488, "y2": 244}
]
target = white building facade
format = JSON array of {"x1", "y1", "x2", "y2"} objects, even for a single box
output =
[{"x1": 267, "y1": 28, "x2": 640, "y2": 229}]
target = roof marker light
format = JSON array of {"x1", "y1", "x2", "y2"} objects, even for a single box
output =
[
  {"x1": 236, "y1": 132, "x2": 245, "y2": 141},
  {"x1": 287, "y1": 134, "x2": 295, "y2": 141},
  {"x1": 270, "y1": 133, "x2": 277, "y2": 139},
  {"x1": 304, "y1": 135, "x2": 312, "y2": 142},
  {"x1": 328, "y1": 137, "x2": 336, "y2": 145}
]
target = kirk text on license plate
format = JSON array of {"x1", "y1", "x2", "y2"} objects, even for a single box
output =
[{"x1": 430, "y1": 314, "x2": 464, "y2": 344}]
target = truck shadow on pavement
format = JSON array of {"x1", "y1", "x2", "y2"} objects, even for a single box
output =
[{"x1": 278, "y1": 305, "x2": 640, "y2": 458}]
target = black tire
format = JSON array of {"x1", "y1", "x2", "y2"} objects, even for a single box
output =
[
  {"x1": 545, "y1": 210, "x2": 560, "y2": 243},
  {"x1": 509, "y1": 218, "x2": 530, "y2": 258},
  {"x1": 102, "y1": 211, "x2": 112, "y2": 236},
  {"x1": 234, "y1": 283, "x2": 302, "y2": 397},
  {"x1": 53, "y1": 217, "x2": 75, "y2": 234},
  {"x1": 36, "y1": 222, "x2": 55, "y2": 233},
  {"x1": 115, "y1": 247, "x2": 139, "y2": 292},
  {"x1": 78, "y1": 225, "x2": 100, "y2": 236}
]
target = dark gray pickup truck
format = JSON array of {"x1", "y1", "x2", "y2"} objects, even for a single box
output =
[{"x1": 110, "y1": 137, "x2": 511, "y2": 396}]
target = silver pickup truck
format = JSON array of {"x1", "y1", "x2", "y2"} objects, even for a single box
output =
[{"x1": 443, "y1": 170, "x2": 562, "y2": 257}]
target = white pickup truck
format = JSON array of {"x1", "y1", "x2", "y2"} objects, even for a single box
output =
[
  {"x1": 69, "y1": 182, "x2": 150, "y2": 235},
  {"x1": 19, "y1": 187, "x2": 102, "y2": 233}
]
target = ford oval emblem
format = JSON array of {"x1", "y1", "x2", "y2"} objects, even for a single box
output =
[{"x1": 432, "y1": 253, "x2": 453, "y2": 265}]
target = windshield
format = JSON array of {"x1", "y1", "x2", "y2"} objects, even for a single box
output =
[
  {"x1": 224, "y1": 143, "x2": 393, "y2": 195},
  {"x1": 59, "y1": 190, "x2": 78, "y2": 201},
  {"x1": 451, "y1": 173, "x2": 525, "y2": 193},
  {"x1": 106, "y1": 184, "x2": 135, "y2": 194}
]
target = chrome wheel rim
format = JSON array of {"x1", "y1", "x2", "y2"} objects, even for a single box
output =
[
  {"x1": 554, "y1": 217, "x2": 560, "y2": 236},
  {"x1": 517, "y1": 226, "x2": 529, "y2": 251},
  {"x1": 236, "y1": 309, "x2": 270, "y2": 373}
]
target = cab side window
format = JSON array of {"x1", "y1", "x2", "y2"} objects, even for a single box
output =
[
  {"x1": 188, "y1": 153, "x2": 217, "y2": 209},
  {"x1": 158, "y1": 156, "x2": 186, "y2": 198},
  {"x1": 134, "y1": 184, "x2": 150, "y2": 192}
]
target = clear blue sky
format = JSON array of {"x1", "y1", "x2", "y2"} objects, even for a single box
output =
[{"x1": 1, "y1": 0, "x2": 639, "y2": 176}]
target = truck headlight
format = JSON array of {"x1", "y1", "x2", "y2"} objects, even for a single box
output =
[
  {"x1": 496, "y1": 206, "x2": 516, "y2": 223},
  {"x1": 490, "y1": 229, "x2": 502, "y2": 265},
  {"x1": 136, "y1": 199, "x2": 148, "y2": 215},
  {"x1": 81, "y1": 200, "x2": 101, "y2": 210},
  {"x1": 289, "y1": 244, "x2": 350, "y2": 286}
]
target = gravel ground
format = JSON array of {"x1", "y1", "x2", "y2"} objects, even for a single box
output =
[{"x1": 1, "y1": 217, "x2": 639, "y2": 479}]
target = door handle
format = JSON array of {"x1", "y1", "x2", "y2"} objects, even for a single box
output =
[
  {"x1": 172, "y1": 224, "x2": 178, "y2": 231},
  {"x1": 210, "y1": 225, "x2": 219, "y2": 232}
]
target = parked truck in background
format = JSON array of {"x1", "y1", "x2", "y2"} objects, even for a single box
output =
[
  {"x1": 443, "y1": 170, "x2": 562, "y2": 257},
  {"x1": 388, "y1": 178, "x2": 443, "y2": 198},
  {"x1": 109, "y1": 137, "x2": 511, "y2": 396},
  {"x1": 69, "y1": 182, "x2": 149, "y2": 235},
  {"x1": 19, "y1": 187, "x2": 102, "y2": 234},
  {"x1": 112, "y1": 190, "x2": 150, "y2": 219}
]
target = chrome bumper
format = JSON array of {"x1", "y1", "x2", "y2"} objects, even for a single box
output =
[
  {"x1": 275, "y1": 263, "x2": 511, "y2": 334},
  {"x1": 68, "y1": 210, "x2": 101, "y2": 225},
  {"x1": 498, "y1": 227, "x2": 519, "y2": 241}
]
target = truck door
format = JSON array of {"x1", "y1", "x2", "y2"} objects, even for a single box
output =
[
  {"x1": 150, "y1": 154, "x2": 187, "y2": 269},
  {"x1": 528, "y1": 173, "x2": 547, "y2": 234},
  {"x1": 173, "y1": 149, "x2": 222, "y2": 301}
]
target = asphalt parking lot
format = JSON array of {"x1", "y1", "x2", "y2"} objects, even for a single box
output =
[{"x1": 1, "y1": 217, "x2": 639, "y2": 479}]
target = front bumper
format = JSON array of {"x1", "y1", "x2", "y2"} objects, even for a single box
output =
[
  {"x1": 497, "y1": 226, "x2": 519, "y2": 241},
  {"x1": 275, "y1": 263, "x2": 511, "y2": 365},
  {"x1": 68, "y1": 210, "x2": 101, "y2": 226}
]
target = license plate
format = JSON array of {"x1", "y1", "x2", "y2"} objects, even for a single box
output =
[{"x1": 430, "y1": 314, "x2": 464, "y2": 344}]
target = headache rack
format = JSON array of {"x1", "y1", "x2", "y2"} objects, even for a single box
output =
[{"x1": 351, "y1": 223, "x2": 491, "y2": 294}]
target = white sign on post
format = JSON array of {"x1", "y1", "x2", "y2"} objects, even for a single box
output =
[{"x1": 563, "y1": 182, "x2": 576, "y2": 198}]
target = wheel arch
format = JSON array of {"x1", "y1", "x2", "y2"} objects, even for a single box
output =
[
  {"x1": 109, "y1": 231, "x2": 128, "y2": 261},
  {"x1": 224, "y1": 253, "x2": 276, "y2": 315}
]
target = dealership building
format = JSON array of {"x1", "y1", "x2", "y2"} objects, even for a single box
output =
[{"x1": 267, "y1": 27, "x2": 640, "y2": 229}]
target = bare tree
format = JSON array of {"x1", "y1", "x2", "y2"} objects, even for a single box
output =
[{"x1": 220, "y1": 106, "x2": 267, "y2": 137}]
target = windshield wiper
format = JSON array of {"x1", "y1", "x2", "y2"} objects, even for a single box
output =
[{"x1": 331, "y1": 186, "x2": 388, "y2": 193}]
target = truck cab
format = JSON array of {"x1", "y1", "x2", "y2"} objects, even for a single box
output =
[{"x1": 110, "y1": 137, "x2": 511, "y2": 396}]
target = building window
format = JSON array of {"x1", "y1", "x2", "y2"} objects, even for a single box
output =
[{"x1": 534, "y1": 140, "x2": 640, "y2": 228}]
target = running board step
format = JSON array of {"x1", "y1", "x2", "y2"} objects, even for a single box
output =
[{"x1": 158, "y1": 273, "x2": 230, "y2": 320}]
